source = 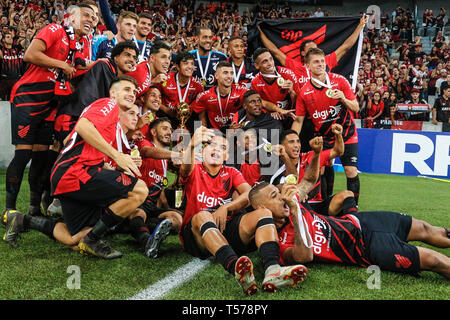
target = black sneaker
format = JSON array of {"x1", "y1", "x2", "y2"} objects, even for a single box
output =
[
  {"x1": 3, "y1": 210, "x2": 25, "y2": 248},
  {"x1": 145, "y1": 219, "x2": 172, "y2": 258},
  {"x1": 79, "y1": 234, "x2": 123, "y2": 259}
]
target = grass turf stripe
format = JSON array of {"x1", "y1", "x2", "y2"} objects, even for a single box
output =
[{"x1": 128, "y1": 258, "x2": 211, "y2": 300}]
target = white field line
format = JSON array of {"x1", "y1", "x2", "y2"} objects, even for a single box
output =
[{"x1": 128, "y1": 258, "x2": 211, "y2": 300}]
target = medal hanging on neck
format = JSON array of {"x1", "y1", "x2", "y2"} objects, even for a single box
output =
[
  {"x1": 311, "y1": 72, "x2": 333, "y2": 97},
  {"x1": 133, "y1": 36, "x2": 148, "y2": 63},
  {"x1": 176, "y1": 73, "x2": 191, "y2": 104},
  {"x1": 216, "y1": 87, "x2": 231, "y2": 126},
  {"x1": 261, "y1": 68, "x2": 283, "y2": 87},
  {"x1": 232, "y1": 61, "x2": 245, "y2": 84},
  {"x1": 196, "y1": 50, "x2": 212, "y2": 88}
]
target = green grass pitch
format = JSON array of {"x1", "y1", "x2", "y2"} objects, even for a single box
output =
[{"x1": 0, "y1": 169, "x2": 448, "y2": 300}]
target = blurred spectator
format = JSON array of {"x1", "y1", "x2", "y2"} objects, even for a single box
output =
[
  {"x1": 404, "y1": 88, "x2": 430, "y2": 121},
  {"x1": 432, "y1": 84, "x2": 450, "y2": 126},
  {"x1": 0, "y1": 31, "x2": 24, "y2": 100}
]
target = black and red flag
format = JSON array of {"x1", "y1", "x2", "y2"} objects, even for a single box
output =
[{"x1": 248, "y1": 16, "x2": 363, "y2": 89}]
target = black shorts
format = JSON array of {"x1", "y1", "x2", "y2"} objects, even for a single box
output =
[
  {"x1": 339, "y1": 142, "x2": 358, "y2": 167},
  {"x1": 10, "y1": 82, "x2": 56, "y2": 146},
  {"x1": 58, "y1": 167, "x2": 138, "y2": 235},
  {"x1": 139, "y1": 196, "x2": 177, "y2": 218},
  {"x1": 180, "y1": 213, "x2": 257, "y2": 260},
  {"x1": 54, "y1": 114, "x2": 77, "y2": 145},
  {"x1": 355, "y1": 211, "x2": 420, "y2": 275},
  {"x1": 308, "y1": 197, "x2": 333, "y2": 216}
]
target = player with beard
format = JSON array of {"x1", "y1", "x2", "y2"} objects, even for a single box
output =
[
  {"x1": 193, "y1": 61, "x2": 248, "y2": 130},
  {"x1": 230, "y1": 90, "x2": 283, "y2": 134},
  {"x1": 227, "y1": 36, "x2": 258, "y2": 89},
  {"x1": 3, "y1": 78, "x2": 148, "y2": 259},
  {"x1": 250, "y1": 182, "x2": 450, "y2": 279},
  {"x1": 128, "y1": 118, "x2": 183, "y2": 258},
  {"x1": 156, "y1": 52, "x2": 203, "y2": 128},
  {"x1": 126, "y1": 41, "x2": 172, "y2": 101},
  {"x1": 190, "y1": 26, "x2": 227, "y2": 90},
  {"x1": 292, "y1": 48, "x2": 361, "y2": 205},
  {"x1": 5, "y1": 4, "x2": 95, "y2": 216},
  {"x1": 251, "y1": 48, "x2": 298, "y2": 124},
  {"x1": 55, "y1": 41, "x2": 139, "y2": 146},
  {"x1": 179, "y1": 127, "x2": 308, "y2": 295}
]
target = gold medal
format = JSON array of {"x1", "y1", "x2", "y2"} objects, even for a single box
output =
[
  {"x1": 131, "y1": 147, "x2": 140, "y2": 157},
  {"x1": 175, "y1": 189, "x2": 183, "y2": 208},
  {"x1": 162, "y1": 81, "x2": 167, "y2": 87},
  {"x1": 277, "y1": 77, "x2": 285, "y2": 87},
  {"x1": 326, "y1": 88, "x2": 333, "y2": 98},
  {"x1": 202, "y1": 79, "x2": 207, "y2": 87},
  {"x1": 148, "y1": 112, "x2": 155, "y2": 122},
  {"x1": 285, "y1": 174, "x2": 298, "y2": 185},
  {"x1": 162, "y1": 177, "x2": 168, "y2": 187},
  {"x1": 263, "y1": 142, "x2": 272, "y2": 153}
]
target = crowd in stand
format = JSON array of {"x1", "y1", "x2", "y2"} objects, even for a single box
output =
[{"x1": 0, "y1": 1, "x2": 449, "y2": 126}]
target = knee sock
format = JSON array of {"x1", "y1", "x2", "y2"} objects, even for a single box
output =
[
  {"x1": 5, "y1": 149, "x2": 33, "y2": 209},
  {"x1": 215, "y1": 244, "x2": 238, "y2": 276},
  {"x1": 23, "y1": 215, "x2": 56, "y2": 240},
  {"x1": 324, "y1": 165, "x2": 335, "y2": 198},
  {"x1": 129, "y1": 216, "x2": 150, "y2": 246},
  {"x1": 41, "y1": 150, "x2": 59, "y2": 206},
  {"x1": 346, "y1": 175, "x2": 360, "y2": 205},
  {"x1": 259, "y1": 241, "x2": 280, "y2": 272},
  {"x1": 342, "y1": 196, "x2": 358, "y2": 215},
  {"x1": 28, "y1": 151, "x2": 49, "y2": 208},
  {"x1": 87, "y1": 208, "x2": 124, "y2": 241}
]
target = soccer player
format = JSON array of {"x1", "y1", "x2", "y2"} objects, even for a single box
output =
[
  {"x1": 3, "y1": 79, "x2": 147, "y2": 258},
  {"x1": 230, "y1": 90, "x2": 283, "y2": 133},
  {"x1": 5, "y1": 4, "x2": 95, "y2": 215},
  {"x1": 133, "y1": 13, "x2": 153, "y2": 63},
  {"x1": 126, "y1": 40, "x2": 172, "y2": 100},
  {"x1": 192, "y1": 61, "x2": 248, "y2": 130},
  {"x1": 178, "y1": 127, "x2": 308, "y2": 295},
  {"x1": 51, "y1": 76, "x2": 147, "y2": 259},
  {"x1": 258, "y1": 14, "x2": 367, "y2": 88},
  {"x1": 270, "y1": 127, "x2": 357, "y2": 217},
  {"x1": 250, "y1": 182, "x2": 450, "y2": 280},
  {"x1": 156, "y1": 51, "x2": 203, "y2": 126},
  {"x1": 190, "y1": 26, "x2": 228, "y2": 90},
  {"x1": 130, "y1": 117, "x2": 184, "y2": 258},
  {"x1": 94, "y1": 11, "x2": 139, "y2": 60},
  {"x1": 227, "y1": 36, "x2": 258, "y2": 89},
  {"x1": 292, "y1": 47, "x2": 361, "y2": 204},
  {"x1": 251, "y1": 48, "x2": 298, "y2": 123},
  {"x1": 55, "y1": 41, "x2": 139, "y2": 145}
]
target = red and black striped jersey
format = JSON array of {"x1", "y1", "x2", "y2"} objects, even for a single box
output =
[
  {"x1": 295, "y1": 72, "x2": 358, "y2": 149},
  {"x1": 0, "y1": 44, "x2": 24, "y2": 79},
  {"x1": 278, "y1": 203, "x2": 370, "y2": 267},
  {"x1": 251, "y1": 66, "x2": 300, "y2": 110},
  {"x1": 51, "y1": 98, "x2": 120, "y2": 196},
  {"x1": 10, "y1": 24, "x2": 70, "y2": 103}
]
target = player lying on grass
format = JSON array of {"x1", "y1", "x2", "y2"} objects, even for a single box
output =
[
  {"x1": 2, "y1": 77, "x2": 176, "y2": 260},
  {"x1": 178, "y1": 126, "x2": 320, "y2": 295},
  {"x1": 249, "y1": 181, "x2": 450, "y2": 279}
]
